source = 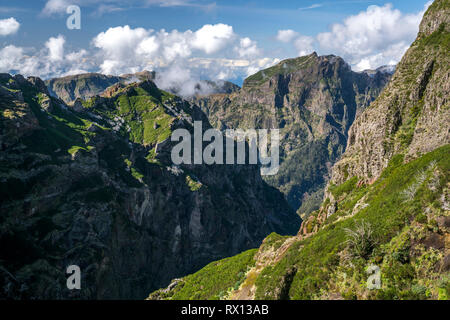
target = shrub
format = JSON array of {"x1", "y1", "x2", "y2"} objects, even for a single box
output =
[{"x1": 344, "y1": 220, "x2": 376, "y2": 260}]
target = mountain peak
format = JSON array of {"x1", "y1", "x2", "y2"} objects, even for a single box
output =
[
  {"x1": 242, "y1": 53, "x2": 351, "y2": 88},
  {"x1": 417, "y1": 0, "x2": 450, "y2": 39}
]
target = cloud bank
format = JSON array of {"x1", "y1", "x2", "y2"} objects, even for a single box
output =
[{"x1": 0, "y1": 21, "x2": 277, "y2": 95}]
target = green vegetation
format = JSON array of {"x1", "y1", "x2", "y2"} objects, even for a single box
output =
[
  {"x1": 255, "y1": 145, "x2": 450, "y2": 300},
  {"x1": 148, "y1": 249, "x2": 257, "y2": 300},
  {"x1": 131, "y1": 167, "x2": 144, "y2": 181},
  {"x1": 186, "y1": 175, "x2": 202, "y2": 191},
  {"x1": 261, "y1": 233, "x2": 290, "y2": 252},
  {"x1": 67, "y1": 145, "x2": 93, "y2": 156},
  {"x1": 110, "y1": 84, "x2": 174, "y2": 146},
  {"x1": 328, "y1": 176, "x2": 359, "y2": 199},
  {"x1": 19, "y1": 90, "x2": 96, "y2": 157}
]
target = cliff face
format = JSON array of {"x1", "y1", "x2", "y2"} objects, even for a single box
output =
[
  {"x1": 0, "y1": 73, "x2": 299, "y2": 299},
  {"x1": 329, "y1": 2, "x2": 450, "y2": 187},
  {"x1": 194, "y1": 54, "x2": 392, "y2": 215}
]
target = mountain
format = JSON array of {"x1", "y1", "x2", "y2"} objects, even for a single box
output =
[
  {"x1": 45, "y1": 71, "x2": 156, "y2": 104},
  {"x1": 360, "y1": 65, "x2": 396, "y2": 78},
  {"x1": 193, "y1": 53, "x2": 392, "y2": 216},
  {"x1": 0, "y1": 73, "x2": 300, "y2": 299},
  {"x1": 149, "y1": 0, "x2": 449, "y2": 300},
  {"x1": 45, "y1": 71, "x2": 239, "y2": 105}
]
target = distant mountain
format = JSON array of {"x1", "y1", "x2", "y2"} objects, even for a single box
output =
[
  {"x1": 46, "y1": 71, "x2": 239, "y2": 104},
  {"x1": 193, "y1": 53, "x2": 392, "y2": 216},
  {"x1": 0, "y1": 73, "x2": 299, "y2": 299},
  {"x1": 45, "y1": 71, "x2": 156, "y2": 104},
  {"x1": 360, "y1": 65, "x2": 396, "y2": 77}
]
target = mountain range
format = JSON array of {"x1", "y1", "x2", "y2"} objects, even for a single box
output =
[
  {"x1": 0, "y1": 73, "x2": 299, "y2": 299},
  {"x1": 0, "y1": 0, "x2": 448, "y2": 301}
]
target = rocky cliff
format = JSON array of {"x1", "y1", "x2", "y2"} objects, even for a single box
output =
[
  {"x1": 194, "y1": 54, "x2": 392, "y2": 215},
  {"x1": 298, "y1": 0, "x2": 450, "y2": 237},
  {"x1": 329, "y1": 2, "x2": 449, "y2": 187},
  {"x1": 0, "y1": 73, "x2": 299, "y2": 299}
]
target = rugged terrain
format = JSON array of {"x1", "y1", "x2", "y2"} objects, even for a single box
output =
[
  {"x1": 194, "y1": 54, "x2": 392, "y2": 216},
  {"x1": 45, "y1": 71, "x2": 156, "y2": 104},
  {"x1": 46, "y1": 71, "x2": 239, "y2": 105},
  {"x1": 0, "y1": 73, "x2": 300, "y2": 299},
  {"x1": 149, "y1": 0, "x2": 449, "y2": 300}
]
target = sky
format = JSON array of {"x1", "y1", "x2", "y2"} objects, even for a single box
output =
[{"x1": 0, "y1": 0, "x2": 433, "y2": 90}]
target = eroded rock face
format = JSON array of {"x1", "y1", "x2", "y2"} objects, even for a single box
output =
[
  {"x1": 193, "y1": 54, "x2": 392, "y2": 215},
  {"x1": 0, "y1": 74, "x2": 300, "y2": 299},
  {"x1": 329, "y1": 2, "x2": 450, "y2": 187}
]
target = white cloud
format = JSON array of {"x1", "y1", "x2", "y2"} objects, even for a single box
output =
[
  {"x1": 192, "y1": 23, "x2": 235, "y2": 54},
  {"x1": 46, "y1": 35, "x2": 65, "y2": 61},
  {"x1": 276, "y1": 2, "x2": 430, "y2": 71},
  {"x1": 0, "y1": 17, "x2": 20, "y2": 36},
  {"x1": 276, "y1": 30, "x2": 314, "y2": 56},
  {"x1": 235, "y1": 37, "x2": 261, "y2": 58},
  {"x1": 299, "y1": 3, "x2": 323, "y2": 11},
  {"x1": 316, "y1": 3, "x2": 430, "y2": 70},
  {"x1": 136, "y1": 36, "x2": 160, "y2": 56},
  {"x1": 0, "y1": 45, "x2": 24, "y2": 71},
  {"x1": 0, "y1": 34, "x2": 92, "y2": 78},
  {"x1": 89, "y1": 23, "x2": 272, "y2": 93},
  {"x1": 42, "y1": 0, "x2": 71, "y2": 15},
  {"x1": 245, "y1": 57, "x2": 280, "y2": 77},
  {"x1": 276, "y1": 29, "x2": 299, "y2": 43},
  {"x1": 294, "y1": 35, "x2": 315, "y2": 56},
  {"x1": 93, "y1": 25, "x2": 149, "y2": 61},
  {"x1": 92, "y1": 24, "x2": 248, "y2": 79},
  {"x1": 158, "y1": 29, "x2": 193, "y2": 62}
]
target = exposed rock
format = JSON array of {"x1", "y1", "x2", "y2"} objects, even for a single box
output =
[{"x1": 330, "y1": 2, "x2": 450, "y2": 186}]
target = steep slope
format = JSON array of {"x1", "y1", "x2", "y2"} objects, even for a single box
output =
[
  {"x1": 194, "y1": 53, "x2": 392, "y2": 215},
  {"x1": 150, "y1": 0, "x2": 449, "y2": 300},
  {"x1": 0, "y1": 73, "x2": 300, "y2": 299}
]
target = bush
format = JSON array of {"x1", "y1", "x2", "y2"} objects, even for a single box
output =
[{"x1": 344, "y1": 220, "x2": 376, "y2": 260}]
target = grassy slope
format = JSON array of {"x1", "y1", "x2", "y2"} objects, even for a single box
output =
[
  {"x1": 257, "y1": 145, "x2": 449, "y2": 300},
  {"x1": 148, "y1": 249, "x2": 258, "y2": 300}
]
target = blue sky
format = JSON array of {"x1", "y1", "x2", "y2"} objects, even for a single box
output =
[{"x1": 0, "y1": 0, "x2": 432, "y2": 88}]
